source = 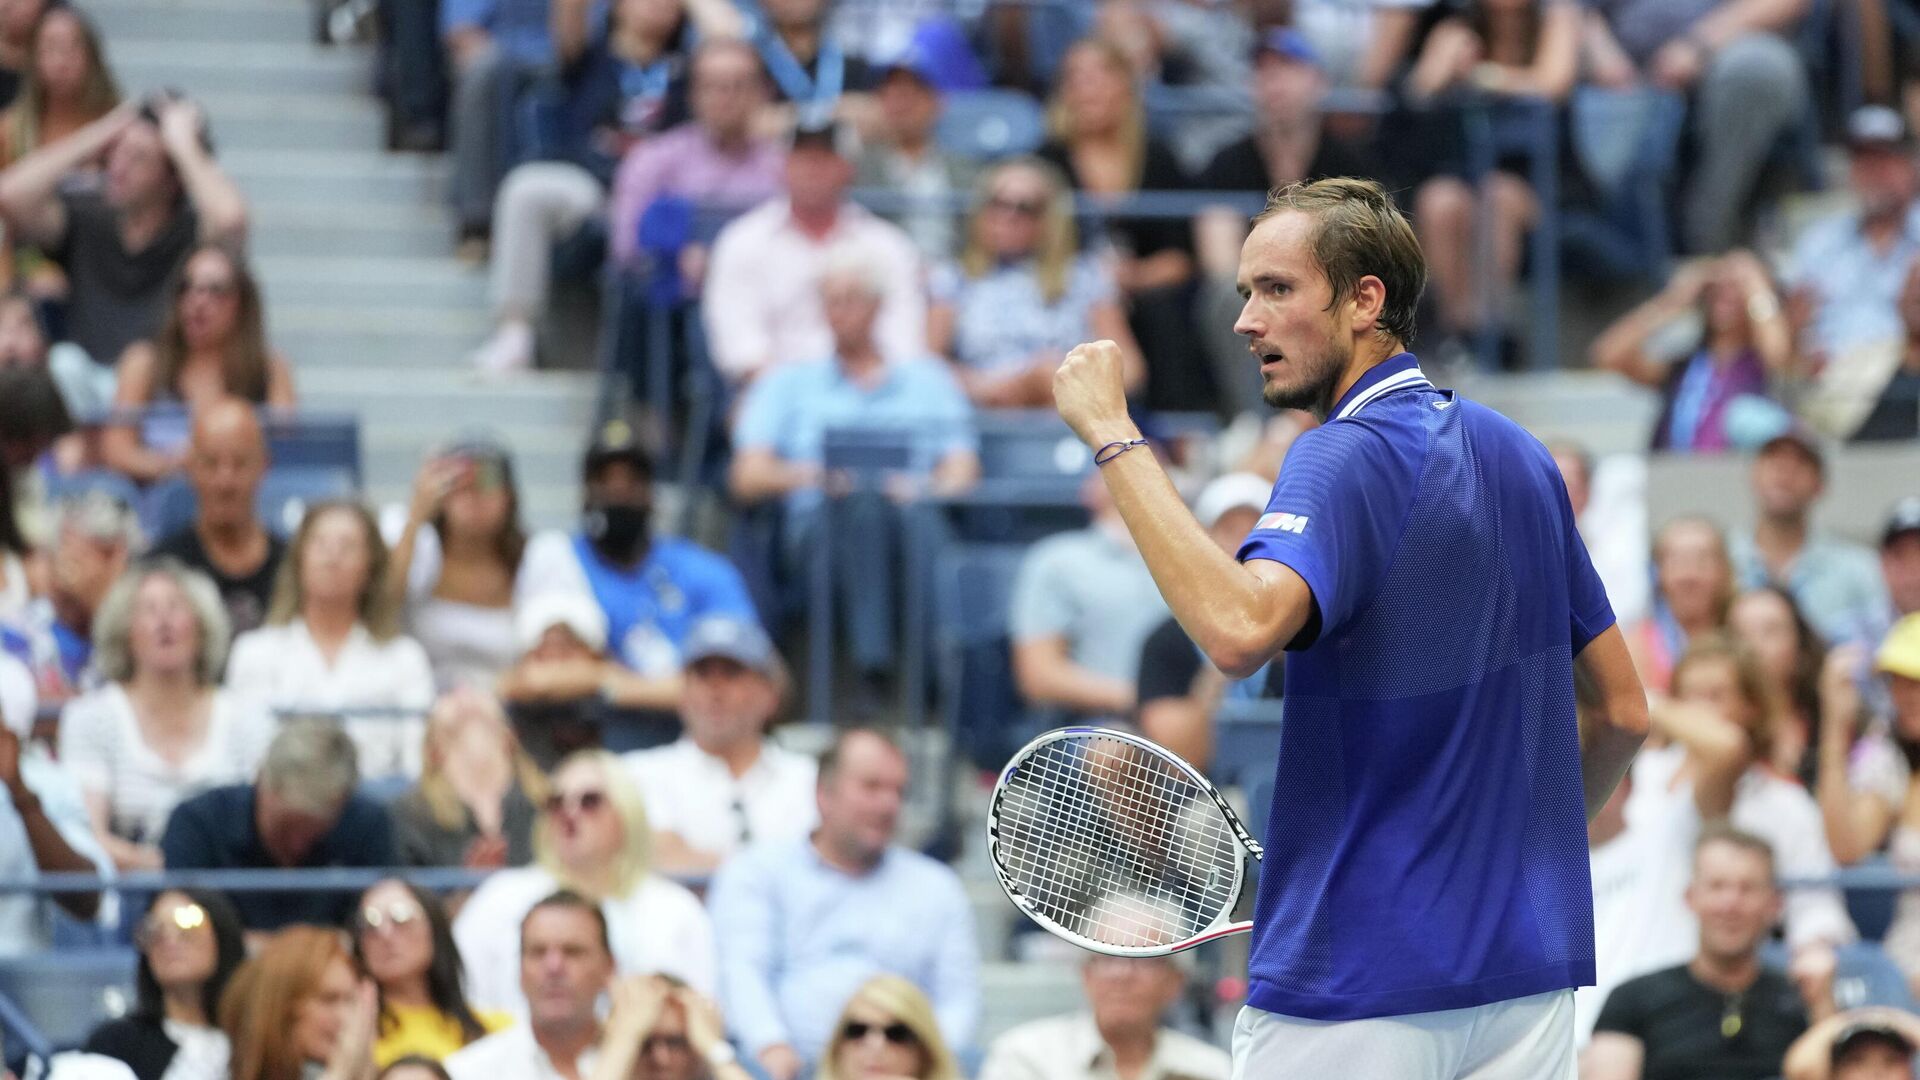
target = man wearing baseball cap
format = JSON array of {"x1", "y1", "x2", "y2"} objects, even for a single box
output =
[
  {"x1": 517, "y1": 420, "x2": 761, "y2": 730},
  {"x1": 1882, "y1": 498, "x2": 1920, "y2": 622},
  {"x1": 1786, "y1": 104, "x2": 1920, "y2": 366},
  {"x1": 1729, "y1": 430, "x2": 1891, "y2": 647},
  {"x1": 622, "y1": 615, "x2": 817, "y2": 875},
  {"x1": 1782, "y1": 1008, "x2": 1920, "y2": 1079}
]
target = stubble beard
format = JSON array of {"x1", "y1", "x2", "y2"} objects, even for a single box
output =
[{"x1": 1260, "y1": 336, "x2": 1350, "y2": 421}]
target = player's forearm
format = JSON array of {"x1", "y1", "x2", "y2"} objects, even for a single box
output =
[
  {"x1": 1580, "y1": 724, "x2": 1643, "y2": 821},
  {"x1": 1094, "y1": 437, "x2": 1303, "y2": 676}
]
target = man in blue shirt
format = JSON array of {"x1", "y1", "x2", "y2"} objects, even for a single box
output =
[
  {"x1": 520, "y1": 421, "x2": 761, "y2": 734},
  {"x1": 730, "y1": 252, "x2": 978, "y2": 691},
  {"x1": 1051, "y1": 176, "x2": 1650, "y2": 1077}
]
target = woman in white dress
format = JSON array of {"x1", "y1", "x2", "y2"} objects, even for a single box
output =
[
  {"x1": 226, "y1": 502, "x2": 434, "y2": 782},
  {"x1": 386, "y1": 440, "x2": 534, "y2": 692},
  {"x1": 453, "y1": 748, "x2": 715, "y2": 1016},
  {"x1": 58, "y1": 559, "x2": 274, "y2": 869}
]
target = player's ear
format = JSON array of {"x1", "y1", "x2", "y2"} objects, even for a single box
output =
[{"x1": 1347, "y1": 274, "x2": 1388, "y2": 335}]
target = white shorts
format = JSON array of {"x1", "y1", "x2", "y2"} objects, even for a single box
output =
[{"x1": 1229, "y1": 989, "x2": 1575, "y2": 1080}]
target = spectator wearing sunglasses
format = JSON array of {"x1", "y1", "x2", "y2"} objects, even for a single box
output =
[
  {"x1": 353, "y1": 879, "x2": 510, "y2": 1066},
  {"x1": 815, "y1": 975, "x2": 963, "y2": 1080},
  {"x1": 455, "y1": 749, "x2": 715, "y2": 1018},
  {"x1": 82, "y1": 889, "x2": 246, "y2": 1080},
  {"x1": 589, "y1": 974, "x2": 754, "y2": 1080},
  {"x1": 928, "y1": 157, "x2": 1143, "y2": 409}
]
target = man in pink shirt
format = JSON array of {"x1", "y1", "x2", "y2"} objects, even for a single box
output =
[{"x1": 701, "y1": 120, "x2": 926, "y2": 386}]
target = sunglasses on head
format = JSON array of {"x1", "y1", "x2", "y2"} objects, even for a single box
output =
[
  {"x1": 985, "y1": 194, "x2": 1046, "y2": 217},
  {"x1": 134, "y1": 902, "x2": 208, "y2": 948},
  {"x1": 543, "y1": 790, "x2": 609, "y2": 816},
  {"x1": 359, "y1": 900, "x2": 423, "y2": 933},
  {"x1": 843, "y1": 1021, "x2": 917, "y2": 1046}
]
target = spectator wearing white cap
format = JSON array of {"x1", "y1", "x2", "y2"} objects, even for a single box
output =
[
  {"x1": 622, "y1": 616, "x2": 816, "y2": 876},
  {"x1": 497, "y1": 588, "x2": 616, "y2": 770},
  {"x1": 1131, "y1": 473, "x2": 1282, "y2": 770}
]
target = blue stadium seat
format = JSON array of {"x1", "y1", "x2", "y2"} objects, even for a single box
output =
[
  {"x1": 937, "y1": 89, "x2": 1047, "y2": 162},
  {"x1": 0, "y1": 946, "x2": 137, "y2": 1049},
  {"x1": 932, "y1": 542, "x2": 1033, "y2": 770},
  {"x1": 264, "y1": 414, "x2": 362, "y2": 484},
  {"x1": 1763, "y1": 940, "x2": 1917, "y2": 1010},
  {"x1": 1847, "y1": 854, "x2": 1899, "y2": 942}
]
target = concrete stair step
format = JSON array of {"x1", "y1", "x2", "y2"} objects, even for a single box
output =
[
  {"x1": 194, "y1": 94, "x2": 386, "y2": 152},
  {"x1": 89, "y1": 0, "x2": 312, "y2": 43},
  {"x1": 251, "y1": 203, "x2": 453, "y2": 258},
  {"x1": 112, "y1": 41, "x2": 368, "y2": 96},
  {"x1": 298, "y1": 368, "x2": 598, "y2": 426},
  {"x1": 256, "y1": 255, "x2": 486, "y2": 311},
  {"x1": 227, "y1": 149, "x2": 449, "y2": 206}
]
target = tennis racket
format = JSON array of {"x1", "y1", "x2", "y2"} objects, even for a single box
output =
[{"x1": 986, "y1": 725, "x2": 1263, "y2": 957}]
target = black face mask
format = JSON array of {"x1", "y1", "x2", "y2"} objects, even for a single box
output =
[{"x1": 584, "y1": 502, "x2": 650, "y2": 562}]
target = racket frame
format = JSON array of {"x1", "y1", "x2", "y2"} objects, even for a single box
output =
[{"x1": 986, "y1": 725, "x2": 1265, "y2": 957}]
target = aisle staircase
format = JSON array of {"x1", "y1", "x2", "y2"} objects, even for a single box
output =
[{"x1": 88, "y1": 0, "x2": 597, "y2": 527}]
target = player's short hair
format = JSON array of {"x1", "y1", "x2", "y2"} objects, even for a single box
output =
[
  {"x1": 1694, "y1": 823, "x2": 1777, "y2": 882},
  {"x1": 1254, "y1": 177, "x2": 1427, "y2": 348}
]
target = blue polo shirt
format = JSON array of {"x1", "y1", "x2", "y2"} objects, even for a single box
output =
[
  {"x1": 1235, "y1": 353, "x2": 1615, "y2": 1021},
  {"x1": 570, "y1": 534, "x2": 760, "y2": 675}
]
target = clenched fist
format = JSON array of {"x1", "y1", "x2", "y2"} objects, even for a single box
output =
[{"x1": 1053, "y1": 340, "x2": 1136, "y2": 447}]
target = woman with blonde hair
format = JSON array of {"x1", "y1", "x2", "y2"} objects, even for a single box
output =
[
  {"x1": 225, "y1": 500, "x2": 435, "y2": 781},
  {"x1": 815, "y1": 975, "x2": 963, "y2": 1080},
  {"x1": 452, "y1": 748, "x2": 715, "y2": 1016},
  {"x1": 1037, "y1": 36, "x2": 1206, "y2": 412},
  {"x1": 59, "y1": 557, "x2": 274, "y2": 870},
  {"x1": 389, "y1": 688, "x2": 547, "y2": 869},
  {"x1": 928, "y1": 156, "x2": 1143, "y2": 408},
  {"x1": 220, "y1": 925, "x2": 379, "y2": 1080}
]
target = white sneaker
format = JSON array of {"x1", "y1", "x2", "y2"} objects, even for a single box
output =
[{"x1": 470, "y1": 321, "x2": 534, "y2": 376}]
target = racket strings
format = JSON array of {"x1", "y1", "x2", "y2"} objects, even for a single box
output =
[{"x1": 993, "y1": 734, "x2": 1242, "y2": 949}]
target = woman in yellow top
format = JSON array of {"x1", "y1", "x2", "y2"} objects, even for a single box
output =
[{"x1": 353, "y1": 879, "x2": 511, "y2": 1065}]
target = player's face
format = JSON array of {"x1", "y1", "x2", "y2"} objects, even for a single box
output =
[
  {"x1": 1835, "y1": 1040, "x2": 1919, "y2": 1080},
  {"x1": 1234, "y1": 211, "x2": 1352, "y2": 419}
]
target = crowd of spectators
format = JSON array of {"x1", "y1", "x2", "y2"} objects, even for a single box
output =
[{"x1": 0, "y1": 0, "x2": 1918, "y2": 1078}]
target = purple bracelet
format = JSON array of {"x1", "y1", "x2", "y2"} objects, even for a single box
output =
[{"x1": 1094, "y1": 438, "x2": 1150, "y2": 466}]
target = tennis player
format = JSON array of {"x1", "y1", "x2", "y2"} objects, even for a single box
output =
[{"x1": 1051, "y1": 177, "x2": 1651, "y2": 1078}]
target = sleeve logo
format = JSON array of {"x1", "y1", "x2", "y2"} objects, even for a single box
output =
[{"x1": 1254, "y1": 511, "x2": 1309, "y2": 534}]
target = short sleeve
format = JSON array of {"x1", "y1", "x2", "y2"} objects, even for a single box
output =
[
  {"x1": 1235, "y1": 422, "x2": 1417, "y2": 640},
  {"x1": 1560, "y1": 481, "x2": 1616, "y2": 653},
  {"x1": 1008, "y1": 539, "x2": 1075, "y2": 643},
  {"x1": 1589, "y1": 975, "x2": 1651, "y2": 1038},
  {"x1": 732, "y1": 367, "x2": 790, "y2": 454}
]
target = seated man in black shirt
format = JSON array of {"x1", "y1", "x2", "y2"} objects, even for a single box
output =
[
  {"x1": 160, "y1": 716, "x2": 395, "y2": 932},
  {"x1": 1585, "y1": 825, "x2": 1835, "y2": 1080},
  {"x1": 150, "y1": 398, "x2": 283, "y2": 635},
  {"x1": 1134, "y1": 472, "x2": 1282, "y2": 770},
  {"x1": 0, "y1": 92, "x2": 247, "y2": 367}
]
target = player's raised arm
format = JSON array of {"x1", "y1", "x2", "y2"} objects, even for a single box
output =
[{"x1": 1052, "y1": 339, "x2": 1313, "y2": 679}]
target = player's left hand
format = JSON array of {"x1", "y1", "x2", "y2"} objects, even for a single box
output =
[{"x1": 1054, "y1": 340, "x2": 1135, "y2": 447}]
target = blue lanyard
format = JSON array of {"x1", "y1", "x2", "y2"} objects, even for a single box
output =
[
  {"x1": 757, "y1": 25, "x2": 844, "y2": 125},
  {"x1": 1666, "y1": 350, "x2": 1717, "y2": 450}
]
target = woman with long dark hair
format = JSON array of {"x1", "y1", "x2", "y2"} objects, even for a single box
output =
[
  {"x1": 102, "y1": 243, "x2": 296, "y2": 481},
  {"x1": 386, "y1": 439, "x2": 532, "y2": 691},
  {"x1": 82, "y1": 889, "x2": 246, "y2": 1080},
  {"x1": 353, "y1": 878, "x2": 508, "y2": 1065},
  {"x1": 1729, "y1": 584, "x2": 1828, "y2": 783}
]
